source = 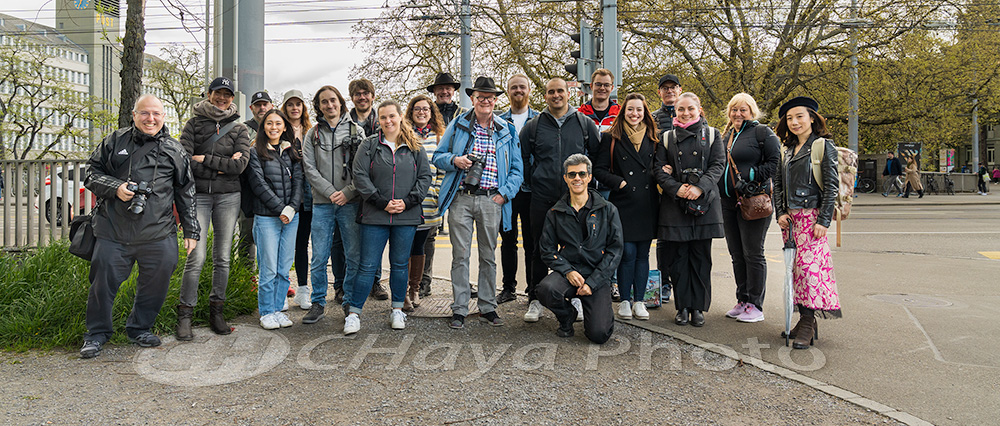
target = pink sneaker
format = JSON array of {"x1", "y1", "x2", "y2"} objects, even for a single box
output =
[
  {"x1": 725, "y1": 302, "x2": 745, "y2": 319},
  {"x1": 737, "y1": 304, "x2": 764, "y2": 323}
]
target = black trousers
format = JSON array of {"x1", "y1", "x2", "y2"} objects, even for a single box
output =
[
  {"x1": 721, "y1": 197, "x2": 769, "y2": 310},
  {"x1": 500, "y1": 190, "x2": 533, "y2": 293},
  {"x1": 537, "y1": 272, "x2": 614, "y2": 344},
  {"x1": 656, "y1": 239, "x2": 673, "y2": 293},
  {"x1": 85, "y1": 236, "x2": 178, "y2": 343},
  {"x1": 295, "y1": 210, "x2": 312, "y2": 288},
  {"x1": 664, "y1": 239, "x2": 713, "y2": 312},
  {"x1": 528, "y1": 197, "x2": 559, "y2": 301}
]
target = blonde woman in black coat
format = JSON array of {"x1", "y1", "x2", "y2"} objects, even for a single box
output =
[{"x1": 594, "y1": 93, "x2": 659, "y2": 321}]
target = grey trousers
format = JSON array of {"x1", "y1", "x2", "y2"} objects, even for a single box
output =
[
  {"x1": 180, "y1": 192, "x2": 241, "y2": 306},
  {"x1": 448, "y1": 192, "x2": 501, "y2": 316}
]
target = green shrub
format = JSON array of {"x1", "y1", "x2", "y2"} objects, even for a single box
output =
[{"x1": 0, "y1": 235, "x2": 258, "y2": 351}]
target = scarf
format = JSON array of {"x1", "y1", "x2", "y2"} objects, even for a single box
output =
[
  {"x1": 673, "y1": 116, "x2": 700, "y2": 129},
  {"x1": 414, "y1": 124, "x2": 432, "y2": 138},
  {"x1": 624, "y1": 122, "x2": 646, "y2": 151}
]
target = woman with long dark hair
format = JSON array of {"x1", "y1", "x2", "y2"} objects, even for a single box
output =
[
  {"x1": 594, "y1": 92, "x2": 659, "y2": 321},
  {"x1": 245, "y1": 109, "x2": 303, "y2": 329},
  {"x1": 402, "y1": 94, "x2": 446, "y2": 311},
  {"x1": 773, "y1": 96, "x2": 842, "y2": 349},
  {"x1": 653, "y1": 92, "x2": 725, "y2": 327},
  {"x1": 346, "y1": 100, "x2": 432, "y2": 334},
  {"x1": 718, "y1": 93, "x2": 781, "y2": 323}
]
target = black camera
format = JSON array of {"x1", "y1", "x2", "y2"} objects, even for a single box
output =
[
  {"x1": 463, "y1": 154, "x2": 486, "y2": 187},
  {"x1": 736, "y1": 179, "x2": 761, "y2": 197},
  {"x1": 126, "y1": 181, "x2": 153, "y2": 215},
  {"x1": 680, "y1": 168, "x2": 703, "y2": 185}
]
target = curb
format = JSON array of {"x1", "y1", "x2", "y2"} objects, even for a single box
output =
[{"x1": 616, "y1": 319, "x2": 933, "y2": 426}]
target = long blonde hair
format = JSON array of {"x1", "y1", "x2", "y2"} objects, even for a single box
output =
[{"x1": 377, "y1": 100, "x2": 421, "y2": 152}]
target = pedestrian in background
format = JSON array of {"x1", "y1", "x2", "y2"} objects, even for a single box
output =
[
  {"x1": 881, "y1": 151, "x2": 903, "y2": 197},
  {"x1": 902, "y1": 152, "x2": 923, "y2": 198},
  {"x1": 348, "y1": 100, "x2": 431, "y2": 334},
  {"x1": 245, "y1": 110, "x2": 303, "y2": 330},
  {"x1": 281, "y1": 89, "x2": 315, "y2": 308},
  {"x1": 773, "y1": 96, "x2": 842, "y2": 350},
  {"x1": 593, "y1": 93, "x2": 659, "y2": 321},
  {"x1": 718, "y1": 93, "x2": 781, "y2": 323},
  {"x1": 177, "y1": 77, "x2": 251, "y2": 339},
  {"x1": 653, "y1": 92, "x2": 725, "y2": 328},
  {"x1": 403, "y1": 94, "x2": 445, "y2": 312},
  {"x1": 977, "y1": 162, "x2": 989, "y2": 195}
]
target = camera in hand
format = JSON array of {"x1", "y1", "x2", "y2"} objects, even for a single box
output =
[
  {"x1": 126, "y1": 181, "x2": 153, "y2": 215},
  {"x1": 462, "y1": 154, "x2": 486, "y2": 187},
  {"x1": 680, "y1": 168, "x2": 703, "y2": 185}
]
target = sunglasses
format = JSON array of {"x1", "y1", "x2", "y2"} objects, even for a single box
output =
[{"x1": 565, "y1": 171, "x2": 589, "y2": 179}]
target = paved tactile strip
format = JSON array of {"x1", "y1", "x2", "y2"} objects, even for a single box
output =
[{"x1": 409, "y1": 297, "x2": 480, "y2": 318}]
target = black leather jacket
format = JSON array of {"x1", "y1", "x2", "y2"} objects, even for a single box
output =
[
  {"x1": 773, "y1": 135, "x2": 839, "y2": 228},
  {"x1": 539, "y1": 189, "x2": 623, "y2": 290}
]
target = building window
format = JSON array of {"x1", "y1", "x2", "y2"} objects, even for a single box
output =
[{"x1": 989, "y1": 148, "x2": 995, "y2": 165}]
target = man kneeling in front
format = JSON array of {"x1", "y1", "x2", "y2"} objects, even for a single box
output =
[{"x1": 537, "y1": 154, "x2": 622, "y2": 343}]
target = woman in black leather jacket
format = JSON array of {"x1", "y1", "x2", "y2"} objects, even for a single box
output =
[
  {"x1": 719, "y1": 93, "x2": 781, "y2": 324},
  {"x1": 772, "y1": 96, "x2": 842, "y2": 350}
]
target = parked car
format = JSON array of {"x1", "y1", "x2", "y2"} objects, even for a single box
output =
[{"x1": 39, "y1": 165, "x2": 97, "y2": 226}]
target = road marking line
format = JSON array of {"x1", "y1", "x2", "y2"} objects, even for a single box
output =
[{"x1": 979, "y1": 251, "x2": 1000, "y2": 259}]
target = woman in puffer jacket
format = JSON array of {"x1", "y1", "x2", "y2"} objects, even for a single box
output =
[{"x1": 245, "y1": 109, "x2": 303, "y2": 329}]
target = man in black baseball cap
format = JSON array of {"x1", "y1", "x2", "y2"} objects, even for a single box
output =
[
  {"x1": 652, "y1": 73, "x2": 683, "y2": 305},
  {"x1": 428, "y1": 72, "x2": 467, "y2": 125},
  {"x1": 244, "y1": 91, "x2": 273, "y2": 135}
]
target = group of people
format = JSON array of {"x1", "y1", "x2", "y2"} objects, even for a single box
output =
[{"x1": 78, "y1": 69, "x2": 842, "y2": 358}]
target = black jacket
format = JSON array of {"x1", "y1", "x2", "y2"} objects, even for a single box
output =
[
  {"x1": 653, "y1": 118, "x2": 726, "y2": 242},
  {"x1": 540, "y1": 189, "x2": 623, "y2": 290},
  {"x1": 593, "y1": 132, "x2": 659, "y2": 241},
  {"x1": 718, "y1": 121, "x2": 782, "y2": 199},
  {"x1": 773, "y1": 135, "x2": 839, "y2": 228},
  {"x1": 883, "y1": 157, "x2": 902, "y2": 176},
  {"x1": 180, "y1": 100, "x2": 252, "y2": 194},
  {"x1": 653, "y1": 104, "x2": 676, "y2": 134},
  {"x1": 352, "y1": 133, "x2": 432, "y2": 226},
  {"x1": 246, "y1": 142, "x2": 304, "y2": 217},
  {"x1": 350, "y1": 108, "x2": 380, "y2": 138},
  {"x1": 520, "y1": 108, "x2": 601, "y2": 204},
  {"x1": 85, "y1": 126, "x2": 200, "y2": 244}
]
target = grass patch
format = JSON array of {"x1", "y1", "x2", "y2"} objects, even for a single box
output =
[{"x1": 0, "y1": 235, "x2": 258, "y2": 351}]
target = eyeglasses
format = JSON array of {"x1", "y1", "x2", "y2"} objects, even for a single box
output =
[
  {"x1": 135, "y1": 111, "x2": 164, "y2": 118},
  {"x1": 475, "y1": 96, "x2": 497, "y2": 103},
  {"x1": 565, "y1": 171, "x2": 589, "y2": 179},
  {"x1": 411, "y1": 107, "x2": 431, "y2": 112},
  {"x1": 592, "y1": 82, "x2": 612, "y2": 89}
]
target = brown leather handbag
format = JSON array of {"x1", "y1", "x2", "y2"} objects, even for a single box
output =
[{"x1": 726, "y1": 134, "x2": 773, "y2": 221}]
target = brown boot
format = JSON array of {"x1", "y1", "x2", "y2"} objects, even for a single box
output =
[
  {"x1": 792, "y1": 314, "x2": 816, "y2": 349},
  {"x1": 209, "y1": 301, "x2": 232, "y2": 335},
  {"x1": 408, "y1": 255, "x2": 425, "y2": 308},
  {"x1": 176, "y1": 305, "x2": 194, "y2": 341}
]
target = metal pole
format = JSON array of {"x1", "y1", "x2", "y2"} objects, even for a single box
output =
[
  {"x1": 602, "y1": 0, "x2": 621, "y2": 99},
  {"x1": 848, "y1": 0, "x2": 859, "y2": 153},
  {"x1": 205, "y1": 0, "x2": 211, "y2": 86},
  {"x1": 972, "y1": 97, "x2": 979, "y2": 169},
  {"x1": 459, "y1": 0, "x2": 472, "y2": 109}
]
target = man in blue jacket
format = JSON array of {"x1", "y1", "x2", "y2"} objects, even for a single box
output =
[
  {"x1": 434, "y1": 76, "x2": 524, "y2": 329},
  {"x1": 882, "y1": 151, "x2": 903, "y2": 197}
]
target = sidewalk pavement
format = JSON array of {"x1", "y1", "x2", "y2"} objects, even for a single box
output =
[{"x1": 853, "y1": 191, "x2": 1000, "y2": 207}]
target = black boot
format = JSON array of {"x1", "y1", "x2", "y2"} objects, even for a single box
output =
[
  {"x1": 918, "y1": 189, "x2": 924, "y2": 198},
  {"x1": 209, "y1": 301, "x2": 232, "y2": 335},
  {"x1": 675, "y1": 308, "x2": 689, "y2": 325},
  {"x1": 176, "y1": 305, "x2": 194, "y2": 341},
  {"x1": 793, "y1": 308, "x2": 816, "y2": 349}
]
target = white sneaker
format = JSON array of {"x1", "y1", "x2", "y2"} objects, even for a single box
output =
[
  {"x1": 523, "y1": 300, "x2": 542, "y2": 322},
  {"x1": 633, "y1": 300, "x2": 649, "y2": 320},
  {"x1": 259, "y1": 313, "x2": 280, "y2": 330},
  {"x1": 293, "y1": 289, "x2": 312, "y2": 310},
  {"x1": 282, "y1": 298, "x2": 289, "y2": 312},
  {"x1": 571, "y1": 298, "x2": 584, "y2": 322},
  {"x1": 344, "y1": 313, "x2": 361, "y2": 335},
  {"x1": 617, "y1": 301, "x2": 633, "y2": 319},
  {"x1": 390, "y1": 309, "x2": 406, "y2": 330},
  {"x1": 275, "y1": 311, "x2": 293, "y2": 328}
]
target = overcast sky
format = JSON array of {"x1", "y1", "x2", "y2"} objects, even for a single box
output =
[{"x1": 10, "y1": 0, "x2": 386, "y2": 106}]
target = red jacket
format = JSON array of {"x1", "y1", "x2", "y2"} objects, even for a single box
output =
[{"x1": 578, "y1": 101, "x2": 619, "y2": 132}]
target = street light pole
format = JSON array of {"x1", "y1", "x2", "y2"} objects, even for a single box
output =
[
  {"x1": 601, "y1": 0, "x2": 621, "y2": 99},
  {"x1": 972, "y1": 97, "x2": 979, "y2": 170},
  {"x1": 459, "y1": 0, "x2": 472, "y2": 109},
  {"x1": 848, "y1": 0, "x2": 859, "y2": 153}
]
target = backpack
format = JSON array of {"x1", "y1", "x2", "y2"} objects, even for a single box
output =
[
  {"x1": 809, "y1": 138, "x2": 857, "y2": 221},
  {"x1": 523, "y1": 110, "x2": 592, "y2": 155}
]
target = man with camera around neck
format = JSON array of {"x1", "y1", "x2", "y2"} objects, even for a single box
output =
[
  {"x1": 433, "y1": 76, "x2": 523, "y2": 329},
  {"x1": 79, "y1": 94, "x2": 201, "y2": 359}
]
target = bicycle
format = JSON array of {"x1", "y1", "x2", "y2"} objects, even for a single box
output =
[
  {"x1": 881, "y1": 175, "x2": 904, "y2": 197},
  {"x1": 857, "y1": 177, "x2": 877, "y2": 194},
  {"x1": 943, "y1": 173, "x2": 955, "y2": 195},
  {"x1": 925, "y1": 174, "x2": 939, "y2": 195}
]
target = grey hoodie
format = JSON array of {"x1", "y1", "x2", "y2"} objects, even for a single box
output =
[{"x1": 302, "y1": 113, "x2": 365, "y2": 204}]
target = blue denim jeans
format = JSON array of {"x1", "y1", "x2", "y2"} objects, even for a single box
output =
[
  {"x1": 180, "y1": 192, "x2": 241, "y2": 306},
  {"x1": 310, "y1": 202, "x2": 360, "y2": 307},
  {"x1": 618, "y1": 240, "x2": 651, "y2": 303},
  {"x1": 350, "y1": 224, "x2": 416, "y2": 313},
  {"x1": 254, "y1": 215, "x2": 299, "y2": 316}
]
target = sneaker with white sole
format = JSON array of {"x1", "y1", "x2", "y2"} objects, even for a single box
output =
[
  {"x1": 282, "y1": 298, "x2": 289, "y2": 312},
  {"x1": 571, "y1": 298, "x2": 584, "y2": 322},
  {"x1": 293, "y1": 289, "x2": 312, "y2": 310},
  {"x1": 737, "y1": 304, "x2": 765, "y2": 323},
  {"x1": 523, "y1": 300, "x2": 542, "y2": 322},
  {"x1": 617, "y1": 301, "x2": 633, "y2": 319},
  {"x1": 344, "y1": 313, "x2": 361, "y2": 335},
  {"x1": 260, "y1": 313, "x2": 280, "y2": 330},
  {"x1": 276, "y1": 312, "x2": 293, "y2": 328},
  {"x1": 390, "y1": 309, "x2": 406, "y2": 330},
  {"x1": 633, "y1": 300, "x2": 649, "y2": 320},
  {"x1": 725, "y1": 302, "x2": 745, "y2": 319}
]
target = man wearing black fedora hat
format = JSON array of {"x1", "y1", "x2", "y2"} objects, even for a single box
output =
[
  {"x1": 433, "y1": 76, "x2": 524, "y2": 329},
  {"x1": 428, "y1": 72, "x2": 467, "y2": 125}
]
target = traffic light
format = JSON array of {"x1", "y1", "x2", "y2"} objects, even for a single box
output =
[{"x1": 566, "y1": 20, "x2": 600, "y2": 88}]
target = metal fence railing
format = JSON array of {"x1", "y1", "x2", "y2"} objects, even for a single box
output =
[{"x1": 2, "y1": 159, "x2": 95, "y2": 250}]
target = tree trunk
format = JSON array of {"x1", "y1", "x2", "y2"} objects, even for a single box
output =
[{"x1": 118, "y1": 0, "x2": 147, "y2": 129}]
